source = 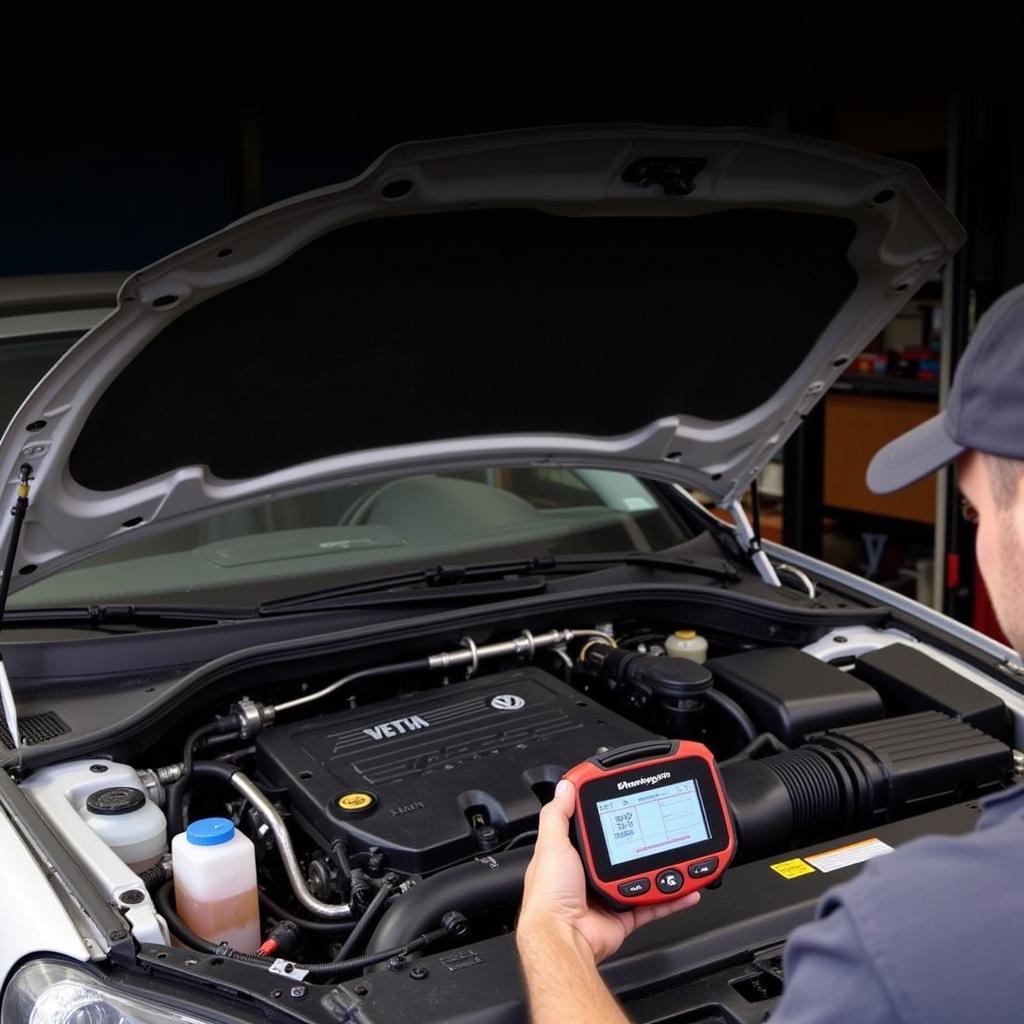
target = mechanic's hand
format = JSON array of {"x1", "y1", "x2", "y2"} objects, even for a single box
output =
[{"x1": 517, "y1": 779, "x2": 700, "y2": 964}]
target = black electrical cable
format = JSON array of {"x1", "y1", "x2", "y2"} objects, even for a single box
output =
[
  {"x1": 503, "y1": 830, "x2": 538, "y2": 851},
  {"x1": 225, "y1": 932, "x2": 441, "y2": 980},
  {"x1": 720, "y1": 731, "x2": 789, "y2": 766},
  {"x1": 155, "y1": 881, "x2": 441, "y2": 982},
  {"x1": 335, "y1": 877, "x2": 395, "y2": 960},
  {"x1": 704, "y1": 687, "x2": 758, "y2": 745}
]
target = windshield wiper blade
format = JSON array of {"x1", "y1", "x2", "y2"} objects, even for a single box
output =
[
  {"x1": 258, "y1": 552, "x2": 739, "y2": 616},
  {"x1": 259, "y1": 574, "x2": 548, "y2": 615},
  {"x1": 1, "y1": 604, "x2": 255, "y2": 629},
  {"x1": 607, "y1": 552, "x2": 740, "y2": 581}
]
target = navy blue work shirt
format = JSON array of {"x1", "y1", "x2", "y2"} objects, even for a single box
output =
[{"x1": 773, "y1": 783, "x2": 1024, "y2": 1022}]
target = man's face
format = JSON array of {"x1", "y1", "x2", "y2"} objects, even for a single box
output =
[{"x1": 958, "y1": 451, "x2": 1024, "y2": 654}]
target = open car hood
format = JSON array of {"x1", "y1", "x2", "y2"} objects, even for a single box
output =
[{"x1": 0, "y1": 125, "x2": 963, "y2": 593}]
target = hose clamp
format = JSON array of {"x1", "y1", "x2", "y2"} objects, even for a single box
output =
[
  {"x1": 231, "y1": 698, "x2": 270, "y2": 739},
  {"x1": 460, "y1": 637, "x2": 480, "y2": 678},
  {"x1": 519, "y1": 630, "x2": 536, "y2": 660}
]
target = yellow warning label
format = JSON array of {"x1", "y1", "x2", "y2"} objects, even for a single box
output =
[
  {"x1": 770, "y1": 857, "x2": 816, "y2": 879},
  {"x1": 338, "y1": 792, "x2": 375, "y2": 812}
]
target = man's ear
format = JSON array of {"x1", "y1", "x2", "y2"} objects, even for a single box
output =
[{"x1": 1012, "y1": 467, "x2": 1024, "y2": 546}]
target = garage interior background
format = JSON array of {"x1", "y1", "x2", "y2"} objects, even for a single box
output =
[{"x1": 2, "y1": 12, "x2": 1023, "y2": 644}]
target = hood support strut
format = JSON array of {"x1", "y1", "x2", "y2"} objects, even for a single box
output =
[
  {"x1": 727, "y1": 495, "x2": 781, "y2": 588},
  {"x1": 0, "y1": 464, "x2": 31, "y2": 750}
]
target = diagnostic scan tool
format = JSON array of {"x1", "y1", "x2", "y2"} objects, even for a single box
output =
[{"x1": 564, "y1": 739, "x2": 735, "y2": 910}]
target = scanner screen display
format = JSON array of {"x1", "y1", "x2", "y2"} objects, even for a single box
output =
[{"x1": 595, "y1": 777, "x2": 711, "y2": 867}]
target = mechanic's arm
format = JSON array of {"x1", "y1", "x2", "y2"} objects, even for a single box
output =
[{"x1": 516, "y1": 779, "x2": 700, "y2": 1024}]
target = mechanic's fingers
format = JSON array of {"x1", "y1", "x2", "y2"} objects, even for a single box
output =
[
  {"x1": 552, "y1": 777, "x2": 576, "y2": 813},
  {"x1": 535, "y1": 778, "x2": 575, "y2": 848}
]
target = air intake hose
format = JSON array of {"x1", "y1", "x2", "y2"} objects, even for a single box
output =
[{"x1": 721, "y1": 711, "x2": 1011, "y2": 861}]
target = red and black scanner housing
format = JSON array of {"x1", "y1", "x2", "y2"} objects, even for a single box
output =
[{"x1": 565, "y1": 739, "x2": 736, "y2": 911}]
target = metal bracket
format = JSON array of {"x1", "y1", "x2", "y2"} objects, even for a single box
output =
[
  {"x1": 726, "y1": 500, "x2": 781, "y2": 587},
  {"x1": 0, "y1": 658, "x2": 20, "y2": 750},
  {"x1": 269, "y1": 959, "x2": 309, "y2": 981},
  {"x1": 776, "y1": 562, "x2": 817, "y2": 599}
]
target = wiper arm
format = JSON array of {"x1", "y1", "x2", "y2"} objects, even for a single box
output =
[
  {"x1": 1, "y1": 604, "x2": 255, "y2": 629},
  {"x1": 258, "y1": 552, "x2": 738, "y2": 616},
  {"x1": 607, "y1": 552, "x2": 740, "y2": 581},
  {"x1": 259, "y1": 574, "x2": 548, "y2": 615}
]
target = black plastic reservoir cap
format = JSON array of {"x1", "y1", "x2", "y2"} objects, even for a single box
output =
[{"x1": 86, "y1": 787, "x2": 146, "y2": 815}]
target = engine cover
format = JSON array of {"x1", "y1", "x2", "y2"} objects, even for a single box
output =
[{"x1": 256, "y1": 666, "x2": 655, "y2": 873}]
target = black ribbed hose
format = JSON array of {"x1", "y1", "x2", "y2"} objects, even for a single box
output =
[{"x1": 760, "y1": 746, "x2": 848, "y2": 838}]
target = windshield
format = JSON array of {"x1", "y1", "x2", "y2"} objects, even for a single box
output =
[
  {"x1": 9, "y1": 468, "x2": 690, "y2": 609},
  {"x1": 0, "y1": 331, "x2": 81, "y2": 427}
]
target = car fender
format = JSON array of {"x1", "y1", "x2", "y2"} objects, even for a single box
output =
[{"x1": 0, "y1": 806, "x2": 90, "y2": 985}]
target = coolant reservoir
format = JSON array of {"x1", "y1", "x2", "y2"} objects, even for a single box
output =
[
  {"x1": 665, "y1": 629, "x2": 708, "y2": 664},
  {"x1": 172, "y1": 818, "x2": 261, "y2": 952},
  {"x1": 79, "y1": 786, "x2": 168, "y2": 871}
]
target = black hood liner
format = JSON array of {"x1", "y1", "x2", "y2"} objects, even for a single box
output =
[{"x1": 70, "y1": 208, "x2": 856, "y2": 491}]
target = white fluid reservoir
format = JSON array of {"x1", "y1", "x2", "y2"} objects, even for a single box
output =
[
  {"x1": 172, "y1": 817, "x2": 261, "y2": 952},
  {"x1": 78, "y1": 785, "x2": 168, "y2": 871},
  {"x1": 665, "y1": 630, "x2": 709, "y2": 664}
]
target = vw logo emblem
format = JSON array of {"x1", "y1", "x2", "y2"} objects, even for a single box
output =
[{"x1": 490, "y1": 694, "x2": 526, "y2": 711}]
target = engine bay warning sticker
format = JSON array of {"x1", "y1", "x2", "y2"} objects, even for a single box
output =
[
  {"x1": 804, "y1": 838, "x2": 894, "y2": 873},
  {"x1": 770, "y1": 857, "x2": 815, "y2": 879},
  {"x1": 771, "y1": 838, "x2": 894, "y2": 879}
]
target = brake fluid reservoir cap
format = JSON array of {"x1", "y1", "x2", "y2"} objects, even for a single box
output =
[
  {"x1": 186, "y1": 817, "x2": 235, "y2": 846},
  {"x1": 86, "y1": 787, "x2": 146, "y2": 815}
]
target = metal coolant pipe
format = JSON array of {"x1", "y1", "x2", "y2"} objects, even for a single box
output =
[
  {"x1": 273, "y1": 628, "x2": 613, "y2": 716},
  {"x1": 227, "y1": 769, "x2": 354, "y2": 920}
]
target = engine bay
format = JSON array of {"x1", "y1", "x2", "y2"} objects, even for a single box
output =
[
  {"x1": 9, "y1": 614, "x2": 1022, "y2": 1022},
  {"x1": 256, "y1": 665, "x2": 654, "y2": 874}
]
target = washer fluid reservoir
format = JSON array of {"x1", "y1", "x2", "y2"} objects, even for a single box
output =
[{"x1": 172, "y1": 817, "x2": 261, "y2": 952}]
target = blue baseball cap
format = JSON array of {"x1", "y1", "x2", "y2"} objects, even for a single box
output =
[{"x1": 868, "y1": 282, "x2": 1024, "y2": 494}]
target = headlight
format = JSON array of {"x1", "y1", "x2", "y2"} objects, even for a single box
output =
[{"x1": 2, "y1": 961, "x2": 229, "y2": 1024}]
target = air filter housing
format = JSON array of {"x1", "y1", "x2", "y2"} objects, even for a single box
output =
[{"x1": 721, "y1": 711, "x2": 1012, "y2": 860}]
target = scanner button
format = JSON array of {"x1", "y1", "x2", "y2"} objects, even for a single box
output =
[
  {"x1": 655, "y1": 869, "x2": 684, "y2": 893},
  {"x1": 688, "y1": 858, "x2": 719, "y2": 878},
  {"x1": 617, "y1": 878, "x2": 651, "y2": 898}
]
